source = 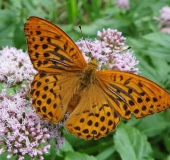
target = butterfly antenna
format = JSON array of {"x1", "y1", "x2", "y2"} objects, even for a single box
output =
[{"x1": 79, "y1": 25, "x2": 94, "y2": 59}]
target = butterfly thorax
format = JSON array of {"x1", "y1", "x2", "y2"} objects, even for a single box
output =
[{"x1": 79, "y1": 59, "x2": 98, "y2": 86}]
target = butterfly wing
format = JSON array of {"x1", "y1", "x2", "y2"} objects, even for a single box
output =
[
  {"x1": 24, "y1": 16, "x2": 86, "y2": 73},
  {"x1": 65, "y1": 69, "x2": 170, "y2": 140},
  {"x1": 96, "y1": 70, "x2": 170, "y2": 119},
  {"x1": 24, "y1": 16, "x2": 86, "y2": 122},
  {"x1": 65, "y1": 84, "x2": 120, "y2": 140},
  {"x1": 31, "y1": 72, "x2": 81, "y2": 122}
]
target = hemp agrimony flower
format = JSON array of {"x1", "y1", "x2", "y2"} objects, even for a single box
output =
[{"x1": 76, "y1": 28, "x2": 139, "y2": 74}]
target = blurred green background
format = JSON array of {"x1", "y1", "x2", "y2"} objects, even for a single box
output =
[{"x1": 1, "y1": 0, "x2": 170, "y2": 160}]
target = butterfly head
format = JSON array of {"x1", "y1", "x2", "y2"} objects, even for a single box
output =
[{"x1": 87, "y1": 58, "x2": 98, "y2": 70}]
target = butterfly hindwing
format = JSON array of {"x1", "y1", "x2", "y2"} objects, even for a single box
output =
[
  {"x1": 31, "y1": 72, "x2": 81, "y2": 122},
  {"x1": 96, "y1": 70, "x2": 170, "y2": 119},
  {"x1": 65, "y1": 84, "x2": 120, "y2": 140}
]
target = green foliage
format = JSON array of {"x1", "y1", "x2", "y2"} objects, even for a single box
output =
[
  {"x1": 114, "y1": 123, "x2": 153, "y2": 160},
  {"x1": 1, "y1": 0, "x2": 170, "y2": 159}
]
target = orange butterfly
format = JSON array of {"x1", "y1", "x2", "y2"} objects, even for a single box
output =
[{"x1": 24, "y1": 16, "x2": 170, "y2": 140}]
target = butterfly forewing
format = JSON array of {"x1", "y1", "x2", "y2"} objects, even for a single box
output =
[
  {"x1": 24, "y1": 16, "x2": 86, "y2": 73},
  {"x1": 96, "y1": 70, "x2": 170, "y2": 119}
]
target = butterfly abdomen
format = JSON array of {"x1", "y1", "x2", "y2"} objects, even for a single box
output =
[{"x1": 67, "y1": 93, "x2": 81, "y2": 113}]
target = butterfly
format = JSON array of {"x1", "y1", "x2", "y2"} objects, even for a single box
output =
[{"x1": 24, "y1": 16, "x2": 170, "y2": 140}]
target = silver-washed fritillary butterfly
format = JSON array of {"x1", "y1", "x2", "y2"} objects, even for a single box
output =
[{"x1": 24, "y1": 16, "x2": 170, "y2": 140}]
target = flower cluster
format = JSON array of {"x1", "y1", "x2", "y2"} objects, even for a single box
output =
[
  {"x1": 158, "y1": 6, "x2": 170, "y2": 34},
  {"x1": 0, "y1": 87, "x2": 65, "y2": 160},
  {"x1": 0, "y1": 46, "x2": 37, "y2": 87},
  {"x1": 115, "y1": 0, "x2": 130, "y2": 10},
  {"x1": 43, "y1": 121, "x2": 66, "y2": 149},
  {"x1": 0, "y1": 87, "x2": 50, "y2": 160},
  {"x1": 76, "y1": 28, "x2": 139, "y2": 74}
]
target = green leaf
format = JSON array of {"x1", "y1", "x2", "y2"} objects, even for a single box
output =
[
  {"x1": 114, "y1": 123, "x2": 153, "y2": 160},
  {"x1": 0, "y1": 151, "x2": 17, "y2": 160},
  {"x1": 6, "y1": 87, "x2": 16, "y2": 96},
  {"x1": 163, "y1": 132, "x2": 170, "y2": 153},
  {"x1": 96, "y1": 145, "x2": 115, "y2": 160},
  {"x1": 60, "y1": 139, "x2": 74, "y2": 152},
  {"x1": 143, "y1": 32, "x2": 170, "y2": 48},
  {"x1": 135, "y1": 113, "x2": 169, "y2": 137},
  {"x1": 65, "y1": 151, "x2": 97, "y2": 160},
  {"x1": 13, "y1": 22, "x2": 25, "y2": 48},
  {"x1": 43, "y1": 138, "x2": 58, "y2": 160},
  {"x1": 166, "y1": 155, "x2": 170, "y2": 160},
  {"x1": 66, "y1": 0, "x2": 77, "y2": 23}
]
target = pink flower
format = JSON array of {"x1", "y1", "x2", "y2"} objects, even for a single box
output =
[
  {"x1": 111, "y1": 51, "x2": 139, "y2": 74},
  {"x1": 116, "y1": 0, "x2": 130, "y2": 10},
  {"x1": 160, "y1": 27, "x2": 170, "y2": 34},
  {"x1": 0, "y1": 86, "x2": 64, "y2": 160},
  {"x1": 156, "y1": 6, "x2": 170, "y2": 34},
  {"x1": 0, "y1": 46, "x2": 37, "y2": 87},
  {"x1": 160, "y1": 6, "x2": 170, "y2": 21},
  {"x1": 76, "y1": 28, "x2": 139, "y2": 74}
]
